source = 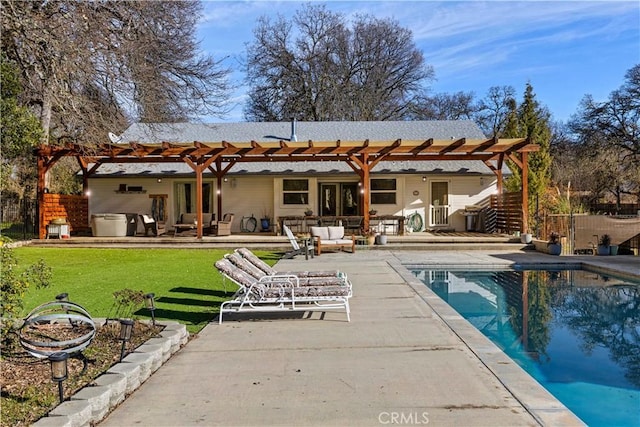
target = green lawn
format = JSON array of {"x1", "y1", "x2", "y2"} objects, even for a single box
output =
[{"x1": 14, "y1": 247, "x2": 281, "y2": 333}]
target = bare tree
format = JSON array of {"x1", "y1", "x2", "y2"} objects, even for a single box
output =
[
  {"x1": 244, "y1": 4, "x2": 433, "y2": 122},
  {"x1": 409, "y1": 91, "x2": 477, "y2": 120},
  {"x1": 569, "y1": 65, "x2": 640, "y2": 203},
  {"x1": 474, "y1": 86, "x2": 517, "y2": 138},
  {"x1": 1, "y1": 0, "x2": 231, "y2": 147},
  {"x1": 570, "y1": 65, "x2": 640, "y2": 164}
]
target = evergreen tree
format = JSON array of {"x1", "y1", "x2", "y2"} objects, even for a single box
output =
[{"x1": 503, "y1": 83, "x2": 552, "y2": 234}]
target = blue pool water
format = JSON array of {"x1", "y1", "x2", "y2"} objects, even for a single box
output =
[{"x1": 411, "y1": 267, "x2": 640, "y2": 427}]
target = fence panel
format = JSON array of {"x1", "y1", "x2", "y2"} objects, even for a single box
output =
[
  {"x1": 546, "y1": 213, "x2": 640, "y2": 255},
  {"x1": 490, "y1": 192, "x2": 522, "y2": 234},
  {"x1": 40, "y1": 194, "x2": 90, "y2": 238},
  {"x1": 0, "y1": 198, "x2": 37, "y2": 240}
]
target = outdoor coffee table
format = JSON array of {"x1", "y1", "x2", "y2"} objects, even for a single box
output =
[{"x1": 173, "y1": 223, "x2": 197, "y2": 237}]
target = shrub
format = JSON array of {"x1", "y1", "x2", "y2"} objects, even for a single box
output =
[
  {"x1": 0, "y1": 237, "x2": 52, "y2": 339},
  {"x1": 599, "y1": 234, "x2": 611, "y2": 247}
]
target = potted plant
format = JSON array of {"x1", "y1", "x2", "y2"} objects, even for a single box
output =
[
  {"x1": 597, "y1": 234, "x2": 611, "y2": 255},
  {"x1": 375, "y1": 224, "x2": 387, "y2": 245},
  {"x1": 260, "y1": 208, "x2": 271, "y2": 232},
  {"x1": 304, "y1": 209, "x2": 313, "y2": 216},
  {"x1": 369, "y1": 209, "x2": 377, "y2": 216},
  {"x1": 363, "y1": 228, "x2": 377, "y2": 245},
  {"x1": 547, "y1": 231, "x2": 562, "y2": 255}
]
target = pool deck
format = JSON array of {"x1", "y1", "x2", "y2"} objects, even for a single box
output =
[{"x1": 98, "y1": 250, "x2": 637, "y2": 427}]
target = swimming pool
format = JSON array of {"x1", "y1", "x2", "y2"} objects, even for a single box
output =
[{"x1": 410, "y1": 267, "x2": 640, "y2": 427}]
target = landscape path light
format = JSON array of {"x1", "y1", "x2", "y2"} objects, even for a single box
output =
[
  {"x1": 49, "y1": 351, "x2": 69, "y2": 404},
  {"x1": 144, "y1": 293, "x2": 156, "y2": 325},
  {"x1": 119, "y1": 319, "x2": 134, "y2": 362}
]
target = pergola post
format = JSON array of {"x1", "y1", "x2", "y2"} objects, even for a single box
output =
[
  {"x1": 195, "y1": 164, "x2": 204, "y2": 239},
  {"x1": 521, "y1": 151, "x2": 529, "y2": 234}
]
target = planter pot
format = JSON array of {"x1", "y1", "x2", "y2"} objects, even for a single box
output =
[
  {"x1": 520, "y1": 233, "x2": 533, "y2": 244},
  {"x1": 367, "y1": 236, "x2": 376, "y2": 245},
  {"x1": 260, "y1": 218, "x2": 270, "y2": 231},
  {"x1": 610, "y1": 245, "x2": 619, "y2": 256},
  {"x1": 375, "y1": 235, "x2": 388, "y2": 245},
  {"x1": 597, "y1": 245, "x2": 610, "y2": 256},
  {"x1": 548, "y1": 243, "x2": 562, "y2": 256}
]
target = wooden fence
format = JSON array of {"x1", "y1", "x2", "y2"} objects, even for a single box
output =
[
  {"x1": 490, "y1": 192, "x2": 522, "y2": 234},
  {"x1": 39, "y1": 194, "x2": 89, "y2": 239}
]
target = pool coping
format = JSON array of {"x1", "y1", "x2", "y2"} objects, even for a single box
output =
[{"x1": 389, "y1": 257, "x2": 593, "y2": 427}]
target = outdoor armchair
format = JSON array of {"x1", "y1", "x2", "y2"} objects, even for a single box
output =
[
  {"x1": 213, "y1": 213, "x2": 234, "y2": 236},
  {"x1": 139, "y1": 214, "x2": 166, "y2": 236}
]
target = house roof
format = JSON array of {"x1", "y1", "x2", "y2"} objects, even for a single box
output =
[
  {"x1": 118, "y1": 120, "x2": 487, "y2": 144},
  {"x1": 38, "y1": 120, "x2": 536, "y2": 179},
  {"x1": 80, "y1": 120, "x2": 507, "y2": 177},
  {"x1": 91, "y1": 159, "x2": 501, "y2": 177}
]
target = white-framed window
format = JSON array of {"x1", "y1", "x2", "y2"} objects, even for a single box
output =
[
  {"x1": 370, "y1": 178, "x2": 396, "y2": 204},
  {"x1": 282, "y1": 179, "x2": 309, "y2": 205}
]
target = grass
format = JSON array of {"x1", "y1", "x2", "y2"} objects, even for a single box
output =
[{"x1": 14, "y1": 247, "x2": 281, "y2": 334}]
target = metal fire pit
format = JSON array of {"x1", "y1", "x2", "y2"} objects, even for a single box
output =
[{"x1": 19, "y1": 300, "x2": 96, "y2": 359}]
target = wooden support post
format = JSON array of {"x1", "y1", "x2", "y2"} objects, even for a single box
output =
[
  {"x1": 521, "y1": 151, "x2": 529, "y2": 234},
  {"x1": 195, "y1": 164, "x2": 203, "y2": 239}
]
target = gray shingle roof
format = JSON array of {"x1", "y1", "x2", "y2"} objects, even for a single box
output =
[
  {"x1": 92, "y1": 160, "x2": 504, "y2": 177},
  {"x1": 119, "y1": 120, "x2": 487, "y2": 143},
  {"x1": 92, "y1": 120, "x2": 507, "y2": 176}
]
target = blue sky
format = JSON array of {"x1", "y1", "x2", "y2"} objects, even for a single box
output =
[{"x1": 197, "y1": 1, "x2": 639, "y2": 124}]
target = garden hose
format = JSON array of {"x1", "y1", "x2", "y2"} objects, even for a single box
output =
[{"x1": 407, "y1": 212, "x2": 423, "y2": 232}]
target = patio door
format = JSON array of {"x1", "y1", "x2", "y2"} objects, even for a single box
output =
[
  {"x1": 319, "y1": 182, "x2": 359, "y2": 216},
  {"x1": 319, "y1": 184, "x2": 337, "y2": 216},
  {"x1": 174, "y1": 181, "x2": 213, "y2": 217},
  {"x1": 429, "y1": 181, "x2": 450, "y2": 227}
]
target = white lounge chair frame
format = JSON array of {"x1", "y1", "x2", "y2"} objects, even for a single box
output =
[{"x1": 215, "y1": 258, "x2": 351, "y2": 324}]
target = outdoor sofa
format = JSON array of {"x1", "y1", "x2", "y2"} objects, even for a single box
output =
[{"x1": 310, "y1": 226, "x2": 356, "y2": 255}]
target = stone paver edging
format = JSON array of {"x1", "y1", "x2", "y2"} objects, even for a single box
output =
[{"x1": 32, "y1": 320, "x2": 188, "y2": 427}]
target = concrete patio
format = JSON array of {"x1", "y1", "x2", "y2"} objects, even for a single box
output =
[{"x1": 93, "y1": 249, "x2": 640, "y2": 427}]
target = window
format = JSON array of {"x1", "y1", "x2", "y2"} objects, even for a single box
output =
[
  {"x1": 283, "y1": 179, "x2": 309, "y2": 205},
  {"x1": 370, "y1": 178, "x2": 396, "y2": 204}
]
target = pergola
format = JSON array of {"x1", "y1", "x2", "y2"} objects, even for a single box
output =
[{"x1": 35, "y1": 136, "x2": 538, "y2": 238}]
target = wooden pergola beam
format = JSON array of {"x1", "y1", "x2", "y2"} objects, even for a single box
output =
[{"x1": 34, "y1": 136, "x2": 538, "y2": 239}]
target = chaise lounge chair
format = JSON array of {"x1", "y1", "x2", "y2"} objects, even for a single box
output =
[
  {"x1": 214, "y1": 258, "x2": 351, "y2": 324},
  {"x1": 225, "y1": 252, "x2": 352, "y2": 292}
]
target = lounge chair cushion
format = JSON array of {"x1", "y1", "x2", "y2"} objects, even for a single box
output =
[
  {"x1": 226, "y1": 252, "x2": 348, "y2": 287},
  {"x1": 236, "y1": 248, "x2": 342, "y2": 278}
]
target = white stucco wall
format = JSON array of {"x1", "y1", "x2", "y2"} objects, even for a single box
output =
[
  {"x1": 88, "y1": 178, "x2": 175, "y2": 233},
  {"x1": 89, "y1": 173, "x2": 498, "y2": 234}
]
